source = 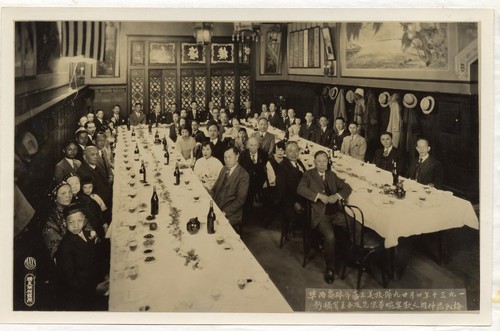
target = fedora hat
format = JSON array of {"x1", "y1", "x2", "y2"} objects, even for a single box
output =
[
  {"x1": 378, "y1": 92, "x2": 391, "y2": 107},
  {"x1": 403, "y1": 93, "x2": 418, "y2": 108},
  {"x1": 420, "y1": 96, "x2": 435, "y2": 114},
  {"x1": 322, "y1": 86, "x2": 330, "y2": 97},
  {"x1": 346, "y1": 90, "x2": 356, "y2": 104},
  {"x1": 329, "y1": 87, "x2": 339, "y2": 100},
  {"x1": 354, "y1": 88, "x2": 364, "y2": 98}
]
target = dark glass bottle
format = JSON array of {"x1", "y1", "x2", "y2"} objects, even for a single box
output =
[
  {"x1": 174, "y1": 162, "x2": 180, "y2": 185},
  {"x1": 140, "y1": 160, "x2": 146, "y2": 182},
  {"x1": 131, "y1": 128, "x2": 136, "y2": 137},
  {"x1": 134, "y1": 143, "x2": 140, "y2": 161},
  {"x1": 154, "y1": 130, "x2": 160, "y2": 144},
  {"x1": 304, "y1": 144, "x2": 310, "y2": 154},
  {"x1": 332, "y1": 143, "x2": 338, "y2": 158},
  {"x1": 127, "y1": 119, "x2": 130, "y2": 131},
  {"x1": 162, "y1": 135, "x2": 168, "y2": 151},
  {"x1": 151, "y1": 185, "x2": 159, "y2": 216},
  {"x1": 207, "y1": 200, "x2": 216, "y2": 234},
  {"x1": 164, "y1": 149, "x2": 170, "y2": 165},
  {"x1": 148, "y1": 121, "x2": 152, "y2": 134},
  {"x1": 392, "y1": 161, "x2": 399, "y2": 186},
  {"x1": 328, "y1": 150, "x2": 333, "y2": 171}
]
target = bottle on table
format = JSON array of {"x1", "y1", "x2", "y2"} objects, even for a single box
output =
[
  {"x1": 174, "y1": 162, "x2": 180, "y2": 185},
  {"x1": 207, "y1": 200, "x2": 216, "y2": 234},
  {"x1": 328, "y1": 150, "x2": 333, "y2": 171},
  {"x1": 140, "y1": 160, "x2": 147, "y2": 183},
  {"x1": 332, "y1": 143, "x2": 337, "y2": 158},
  {"x1": 134, "y1": 143, "x2": 140, "y2": 161},
  {"x1": 162, "y1": 135, "x2": 168, "y2": 151},
  {"x1": 392, "y1": 160, "x2": 399, "y2": 186},
  {"x1": 127, "y1": 119, "x2": 130, "y2": 131},
  {"x1": 304, "y1": 144, "x2": 310, "y2": 154},
  {"x1": 154, "y1": 130, "x2": 160, "y2": 144},
  {"x1": 148, "y1": 121, "x2": 152, "y2": 134},
  {"x1": 164, "y1": 149, "x2": 170, "y2": 165},
  {"x1": 283, "y1": 128, "x2": 289, "y2": 143},
  {"x1": 151, "y1": 185, "x2": 159, "y2": 216}
]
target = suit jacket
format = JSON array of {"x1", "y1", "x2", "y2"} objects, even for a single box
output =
[
  {"x1": 268, "y1": 112, "x2": 284, "y2": 130},
  {"x1": 227, "y1": 109, "x2": 238, "y2": 120},
  {"x1": 340, "y1": 134, "x2": 367, "y2": 161},
  {"x1": 331, "y1": 129, "x2": 350, "y2": 150},
  {"x1": 129, "y1": 111, "x2": 146, "y2": 126},
  {"x1": 186, "y1": 109, "x2": 206, "y2": 123},
  {"x1": 210, "y1": 139, "x2": 227, "y2": 164},
  {"x1": 250, "y1": 131, "x2": 275, "y2": 157},
  {"x1": 75, "y1": 144, "x2": 86, "y2": 162},
  {"x1": 299, "y1": 122, "x2": 318, "y2": 141},
  {"x1": 372, "y1": 146, "x2": 405, "y2": 174},
  {"x1": 313, "y1": 127, "x2": 335, "y2": 147},
  {"x1": 94, "y1": 118, "x2": 105, "y2": 133},
  {"x1": 77, "y1": 161, "x2": 112, "y2": 207},
  {"x1": 280, "y1": 158, "x2": 307, "y2": 205},
  {"x1": 407, "y1": 155, "x2": 444, "y2": 189},
  {"x1": 240, "y1": 109, "x2": 254, "y2": 120},
  {"x1": 297, "y1": 168, "x2": 352, "y2": 228},
  {"x1": 211, "y1": 165, "x2": 250, "y2": 225},
  {"x1": 54, "y1": 158, "x2": 82, "y2": 183},
  {"x1": 164, "y1": 112, "x2": 174, "y2": 125},
  {"x1": 239, "y1": 149, "x2": 268, "y2": 195},
  {"x1": 169, "y1": 123, "x2": 180, "y2": 142},
  {"x1": 111, "y1": 113, "x2": 127, "y2": 126},
  {"x1": 148, "y1": 112, "x2": 168, "y2": 126},
  {"x1": 285, "y1": 117, "x2": 296, "y2": 128}
]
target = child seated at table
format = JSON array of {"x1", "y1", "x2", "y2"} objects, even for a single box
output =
[
  {"x1": 55, "y1": 203, "x2": 109, "y2": 311},
  {"x1": 81, "y1": 176, "x2": 110, "y2": 232}
]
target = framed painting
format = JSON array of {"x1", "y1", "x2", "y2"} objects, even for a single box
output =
[
  {"x1": 92, "y1": 22, "x2": 120, "y2": 78},
  {"x1": 211, "y1": 43, "x2": 234, "y2": 64},
  {"x1": 262, "y1": 30, "x2": 282, "y2": 74},
  {"x1": 322, "y1": 26, "x2": 335, "y2": 61},
  {"x1": 181, "y1": 43, "x2": 205, "y2": 64},
  {"x1": 149, "y1": 42, "x2": 176, "y2": 65},
  {"x1": 339, "y1": 22, "x2": 476, "y2": 81},
  {"x1": 131, "y1": 41, "x2": 145, "y2": 65},
  {"x1": 287, "y1": 23, "x2": 324, "y2": 75}
]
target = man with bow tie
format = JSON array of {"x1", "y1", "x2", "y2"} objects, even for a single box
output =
[
  {"x1": 297, "y1": 150, "x2": 352, "y2": 284},
  {"x1": 407, "y1": 138, "x2": 443, "y2": 189},
  {"x1": 372, "y1": 132, "x2": 404, "y2": 173}
]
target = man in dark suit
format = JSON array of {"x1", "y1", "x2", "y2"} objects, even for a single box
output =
[
  {"x1": 77, "y1": 146, "x2": 112, "y2": 208},
  {"x1": 372, "y1": 132, "x2": 405, "y2": 174},
  {"x1": 226, "y1": 102, "x2": 238, "y2": 120},
  {"x1": 75, "y1": 129, "x2": 90, "y2": 161},
  {"x1": 148, "y1": 104, "x2": 168, "y2": 127},
  {"x1": 128, "y1": 102, "x2": 147, "y2": 126},
  {"x1": 169, "y1": 112, "x2": 181, "y2": 142},
  {"x1": 239, "y1": 137, "x2": 269, "y2": 219},
  {"x1": 94, "y1": 110, "x2": 106, "y2": 133},
  {"x1": 111, "y1": 105, "x2": 127, "y2": 126},
  {"x1": 211, "y1": 147, "x2": 250, "y2": 227},
  {"x1": 313, "y1": 116, "x2": 335, "y2": 147},
  {"x1": 54, "y1": 141, "x2": 82, "y2": 183},
  {"x1": 250, "y1": 117, "x2": 275, "y2": 157},
  {"x1": 285, "y1": 108, "x2": 297, "y2": 128},
  {"x1": 85, "y1": 121, "x2": 98, "y2": 145},
  {"x1": 186, "y1": 101, "x2": 206, "y2": 123},
  {"x1": 191, "y1": 120, "x2": 206, "y2": 159},
  {"x1": 299, "y1": 112, "x2": 318, "y2": 141},
  {"x1": 206, "y1": 123, "x2": 226, "y2": 163},
  {"x1": 331, "y1": 117, "x2": 350, "y2": 150},
  {"x1": 407, "y1": 138, "x2": 444, "y2": 189},
  {"x1": 297, "y1": 150, "x2": 352, "y2": 284},
  {"x1": 239, "y1": 100, "x2": 254, "y2": 120},
  {"x1": 268, "y1": 103, "x2": 284, "y2": 130}
]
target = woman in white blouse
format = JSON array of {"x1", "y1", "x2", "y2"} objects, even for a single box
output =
[{"x1": 193, "y1": 141, "x2": 223, "y2": 191}]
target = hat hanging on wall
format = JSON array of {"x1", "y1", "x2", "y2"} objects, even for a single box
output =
[
  {"x1": 354, "y1": 88, "x2": 364, "y2": 99},
  {"x1": 322, "y1": 86, "x2": 330, "y2": 97},
  {"x1": 329, "y1": 87, "x2": 339, "y2": 100},
  {"x1": 420, "y1": 96, "x2": 435, "y2": 114},
  {"x1": 378, "y1": 92, "x2": 391, "y2": 108},
  {"x1": 346, "y1": 90, "x2": 355, "y2": 104},
  {"x1": 403, "y1": 93, "x2": 418, "y2": 108}
]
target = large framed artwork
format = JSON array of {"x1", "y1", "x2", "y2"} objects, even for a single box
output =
[
  {"x1": 149, "y1": 42, "x2": 176, "y2": 65},
  {"x1": 340, "y1": 22, "x2": 477, "y2": 81},
  {"x1": 131, "y1": 41, "x2": 145, "y2": 65},
  {"x1": 92, "y1": 22, "x2": 120, "y2": 78},
  {"x1": 211, "y1": 43, "x2": 234, "y2": 64},
  {"x1": 181, "y1": 43, "x2": 206, "y2": 64},
  {"x1": 15, "y1": 22, "x2": 36, "y2": 79},
  {"x1": 287, "y1": 23, "x2": 324, "y2": 75},
  {"x1": 261, "y1": 28, "x2": 282, "y2": 74}
]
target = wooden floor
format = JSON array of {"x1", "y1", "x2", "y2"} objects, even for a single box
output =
[{"x1": 241, "y1": 204, "x2": 480, "y2": 311}]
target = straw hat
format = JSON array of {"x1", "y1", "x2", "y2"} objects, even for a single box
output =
[
  {"x1": 403, "y1": 93, "x2": 418, "y2": 108},
  {"x1": 378, "y1": 92, "x2": 391, "y2": 107},
  {"x1": 346, "y1": 90, "x2": 356, "y2": 104},
  {"x1": 329, "y1": 87, "x2": 339, "y2": 100},
  {"x1": 420, "y1": 96, "x2": 435, "y2": 114},
  {"x1": 354, "y1": 88, "x2": 364, "y2": 98}
]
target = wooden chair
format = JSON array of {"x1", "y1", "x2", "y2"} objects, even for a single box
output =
[{"x1": 339, "y1": 201, "x2": 388, "y2": 289}]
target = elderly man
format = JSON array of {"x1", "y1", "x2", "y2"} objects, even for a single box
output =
[
  {"x1": 54, "y1": 141, "x2": 82, "y2": 183},
  {"x1": 297, "y1": 150, "x2": 352, "y2": 284},
  {"x1": 128, "y1": 102, "x2": 146, "y2": 126},
  {"x1": 250, "y1": 117, "x2": 275, "y2": 157},
  {"x1": 77, "y1": 146, "x2": 112, "y2": 207},
  {"x1": 372, "y1": 132, "x2": 404, "y2": 174},
  {"x1": 95, "y1": 132, "x2": 114, "y2": 183},
  {"x1": 313, "y1": 116, "x2": 334, "y2": 147},
  {"x1": 206, "y1": 124, "x2": 226, "y2": 163},
  {"x1": 299, "y1": 112, "x2": 318, "y2": 141},
  {"x1": 340, "y1": 121, "x2": 366, "y2": 161},
  {"x1": 211, "y1": 147, "x2": 250, "y2": 229},
  {"x1": 407, "y1": 138, "x2": 444, "y2": 189}
]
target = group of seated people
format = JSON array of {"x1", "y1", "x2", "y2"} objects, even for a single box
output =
[{"x1": 34, "y1": 98, "x2": 445, "y2": 311}]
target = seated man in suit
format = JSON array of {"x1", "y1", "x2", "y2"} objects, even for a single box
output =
[
  {"x1": 250, "y1": 117, "x2": 275, "y2": 157},
  {"x1": 286, "y1": 108, "x2": 297, "y2": 128},
  {"x1": 226, "y1": 102, "x2": 238, "y2": 119},
  {"x1": 340, "y1": 121, "x2": 367, "y2": 161},
  {"x1": 299, "y1": 112, "x2": 318, "y2": 141},
  {"x1": 313, "y1": 116, "x2": 334, "y2": 147},
  {"x1": 77, "y1": 146, "x2": 112, "y2": 208},
  {"x1": 169, "y1": 112, "x2": 181, "y2": 142},
  {"x1": 85, "y1": 121, "x2": 97, "y2": 146},
  {"x1": 94, "y1": 109, "x2": 106, "y2": 133},
  {"x1": 297, "y1": 150, "x2": 352, "y2": 284},
  {"x1": 240, "y1": 100, "x2": 254, "y2": 120},
  {"x1": 191, "y1": 119, "x2": 206, "y2": 159},
  {"x1": 206, "y1": 124, "x2": 226, "y2": 163},
  {"x1": 148, "y1": 103, "x2": 168, "y2": 127},
  {"x1": 372, "y1": 132, "x2": 404, "y2": 173},
  {"x1": 111, "y1": 104, "x2": 127, "y2": 126},
  {"x1": 218, "y1": 112, "x2": 232, "y2": 142},
  {"x1": 331, "y1": 117, "x2": 350, "y2": 151},
  {"x1": 187, "y1": 101, "x2": 206, "y2": 123},
  {"x1": 55, "y1": 141, "x2": 82, "y2": 183},
  {"x1": 268, "y1": 103, "x2": 284, "y2": 130},
  {"x1": 210, "y1": 147, "x2": 250, "y2": 228},
  {"x1": 407, "y1": 138, "x2": 444, "y2": 189},
  {"x1": 128, "y1": 102, "x2": 147, "y2": 126},
  {"x1": 75, "y1": 129, "x2": 90, "y2": 161}
]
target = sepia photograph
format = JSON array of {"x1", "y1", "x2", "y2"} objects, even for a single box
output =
[{"x1": 1, "y1": 5, "x2": 496, "y2": 328}]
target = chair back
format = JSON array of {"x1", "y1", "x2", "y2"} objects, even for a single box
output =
[{"x1": 340, "y1": 200, "x2": 366, "y2": 247}]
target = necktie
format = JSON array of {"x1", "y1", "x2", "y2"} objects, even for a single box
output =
[
  {"x1": 251, "y1": 154, "x2": 257, "y2": 164},
  {"x1": 295, "y1": 162, "x2": 301, "y2": 172},
  {"x1": 383, "y1": 148, "x2": 389, "y2": 157},
  {"x1": 414, "y1": 158, "x2": 423, "y2": 181}
]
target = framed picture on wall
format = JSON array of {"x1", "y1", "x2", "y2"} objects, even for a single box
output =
[
  {"x1": 131, "y1": 41, "x2": 145, "y2": 65},
  {"x1": 181, "y1": 43, "x2": 205, "y2": 64},
  {"x1": 211, "y1": 43, "x2": 234, "y2": 64},
  {"x1": 149, "y1": 42, "x2": 176, "y2": 65},
  {"x1": 263, "y1": 29, "x2": 282, "y2": 74},
  {"x1": 15, "y1": 22, "x2": 37, "y2": 79},
  {"x1": 322, "y1": 26, "x2": 335, "y2": 61},
  {"x1": 92, "y1": 22, "x2": 120, "y2": 78}
]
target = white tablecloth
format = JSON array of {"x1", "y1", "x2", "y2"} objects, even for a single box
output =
[
  {"x1": 244, "y1": 123, "x2": 479, "y2": 249},
  {"x1": 108, "y1": 126, "x2": 292, "y2": 312}
]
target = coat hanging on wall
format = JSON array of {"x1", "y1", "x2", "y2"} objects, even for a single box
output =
[
  {"x1": 333, "y1": 89, "x2": 347, "y2": 122},
  {"x1": 387, "y1": 93, "x2": 402, "y2": 148},
  {"x1": 364, "y1": 91, "x2": 379, "y2": 142}
]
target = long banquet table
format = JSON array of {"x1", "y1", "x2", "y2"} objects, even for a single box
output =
[
  {"x1": 107, "y1": 125, "x2": 293, "y2": 312},
  {"x1": 242, "y1": 122, "x2": 479, "y2": 249}
]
